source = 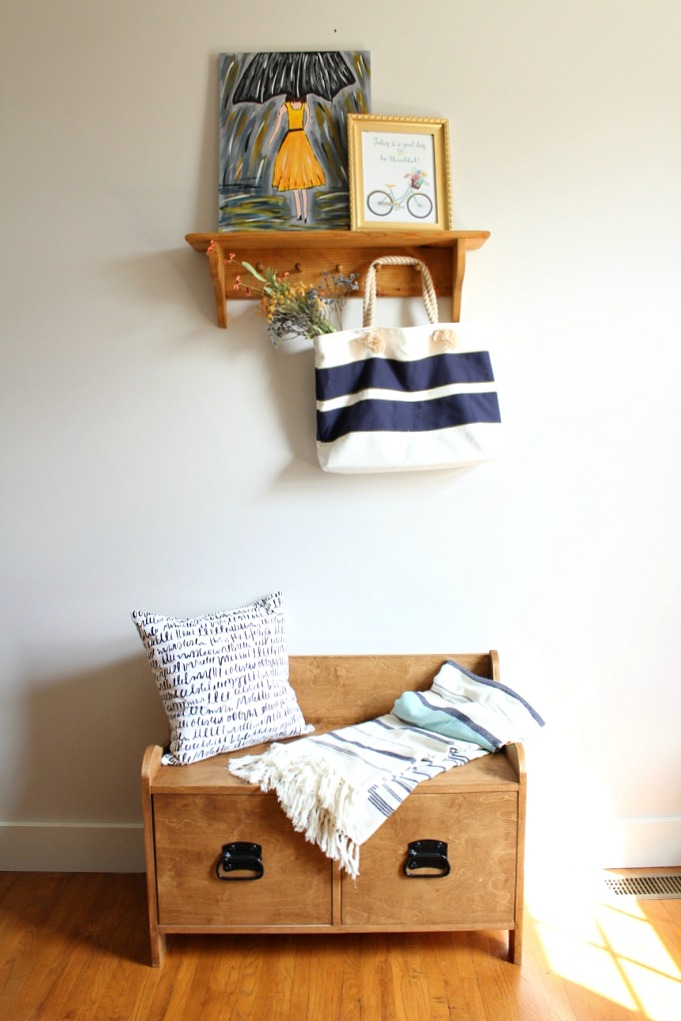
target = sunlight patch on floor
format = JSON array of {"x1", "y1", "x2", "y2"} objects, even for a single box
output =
[
  {"x1": 526, "y1": 871, "x2": 681, "y2": 1021},
  {"x1": 532, "y1": 919, "x2": 639, "y2": 1011}
]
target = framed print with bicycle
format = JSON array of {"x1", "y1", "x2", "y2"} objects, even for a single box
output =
[{"x1": 347, "y1": 115, "x2": 452, "y2": 230}]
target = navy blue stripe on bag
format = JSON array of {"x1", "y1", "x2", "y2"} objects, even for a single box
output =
[
  {"x1": 317, "y1": 391, "x2": 501, "y2": 443},
  {"x1": 316, "y1": 351, "x2": 495, "y2": 402}
]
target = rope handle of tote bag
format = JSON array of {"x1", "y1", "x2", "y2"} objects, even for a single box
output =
[{"x1": 362, "y1": 256, "x2": 439, "y2": 328}]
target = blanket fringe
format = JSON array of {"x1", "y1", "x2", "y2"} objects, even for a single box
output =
[{"x1": 229, "y1": 746, "x2": 362, "y2": 878}]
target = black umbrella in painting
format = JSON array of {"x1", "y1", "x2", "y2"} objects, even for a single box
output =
[{"x1": 232, "y1": 51, "x2": 356, "y2": 104}]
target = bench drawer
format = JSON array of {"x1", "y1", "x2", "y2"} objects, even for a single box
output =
[
  {"x1": 341, "y1": 791, "x2": 518, "y2": 927},
  {"x1": 153, "y1": 793, "x2": 333, "y2": 927}
]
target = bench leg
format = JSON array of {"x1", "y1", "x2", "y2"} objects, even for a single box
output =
[
  {"x1": 509, "y1": 925, "x2": 522, "y2": 965},
  {"x1": 149, "y1": 928, "x2": 166, "y2": 968}
]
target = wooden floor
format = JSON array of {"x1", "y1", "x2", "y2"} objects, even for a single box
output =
[{"x1": 1, "y1": 869, "x2": 680, "y2": 1020}]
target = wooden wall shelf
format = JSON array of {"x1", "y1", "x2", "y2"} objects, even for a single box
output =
[{"x1": 185, "y1": 229, "x2": 490, "y2": 328}]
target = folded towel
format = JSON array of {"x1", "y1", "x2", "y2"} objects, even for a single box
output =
[
  {"x1": 393, "y1": 659, "x2": 544, "y2": 751},
  {"x1": 228, "y1": 713, "x2": 488, "y2": 878}
]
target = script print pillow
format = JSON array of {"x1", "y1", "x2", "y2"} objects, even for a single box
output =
[{"x1": 132, "y1": 592, "x2": 312, "y2": 764}]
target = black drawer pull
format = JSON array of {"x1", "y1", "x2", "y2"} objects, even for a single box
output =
[
  {"x1": 215, "y1": 842, "x2": 264, "y2": 881},
  {"x1": 403, "y1": 839, "x2": 451, "y2": 879}
]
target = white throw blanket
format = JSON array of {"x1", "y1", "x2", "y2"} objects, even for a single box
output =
[{"x1": 228, "y1": 714, "x2": 488, "y2": 879}]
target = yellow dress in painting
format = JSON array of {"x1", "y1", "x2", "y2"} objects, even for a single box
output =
[{"x1": 272, "y1": 102, "x2": 326, "y2": 192}]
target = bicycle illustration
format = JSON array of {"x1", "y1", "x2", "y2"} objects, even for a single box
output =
[{"x1": 366, "y1": 169, "x2": 433, "y2": 220}]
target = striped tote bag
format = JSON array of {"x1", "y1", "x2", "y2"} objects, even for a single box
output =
[{"x1": 313, "y1": 256, "x2": 501, "y2": 473}]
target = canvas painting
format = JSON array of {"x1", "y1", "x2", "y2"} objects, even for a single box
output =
[{"x1": 219, "y1": 51, "x2": 371, "y2": 231}]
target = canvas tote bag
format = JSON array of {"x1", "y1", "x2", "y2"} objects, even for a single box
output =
[{"x1": 313, "y1": 256, "x2": 502, "y2": 473}]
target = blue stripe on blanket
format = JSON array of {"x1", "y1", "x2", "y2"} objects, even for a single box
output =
[
  {"x1": 318, "y1": 731, "x2": 417, "y2": 762},
  {"x1": 393, "y1": 691, "x2": 501, "y2": 752},
  {"x1": 317, "y1": 391, "x2": 501, "y2": 442},
  {"x1": 368, "y1": 788, "x2": 395, "y2": 817},
  {"x1": 316, "y1": 351, "x2": 496, "y2": 401},
  {"x1": 442, "y1": 659, "x2": 546, "y2": 726},
  {"x1": 415, "y1": 691, "x2": 502, "y2": 750},
  {"x1": 394, "y1": 778, "x2": 418, "y2": 794},
  {"x1": 373, "y1": 717, "x2": 403, "y2": 732}
]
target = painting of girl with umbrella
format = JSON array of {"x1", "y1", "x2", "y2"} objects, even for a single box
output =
[{"x1": 219, "y1": 51, "x2": 371, "y2": 231}]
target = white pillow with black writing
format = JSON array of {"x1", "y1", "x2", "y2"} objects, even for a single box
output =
[{"x1": 132, "y1": 592, "x2": 312, "y2": 764}]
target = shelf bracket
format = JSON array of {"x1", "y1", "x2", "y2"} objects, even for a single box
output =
[{"x1": 207, "y1": 239, "x2": 228, "y2": 328}]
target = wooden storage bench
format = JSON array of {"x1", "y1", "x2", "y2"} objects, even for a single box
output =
[{"x1": 141, "y1": 652, "x2": 526, "y2": 967}]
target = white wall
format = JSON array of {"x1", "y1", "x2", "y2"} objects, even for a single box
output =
[{"x1": 1, "y1": 0, "x2": 680, "y2": 872}]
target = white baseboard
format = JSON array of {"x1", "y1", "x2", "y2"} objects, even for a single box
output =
[{"x1": 0, "y1": 822, "x2": 145, "y2": 872}]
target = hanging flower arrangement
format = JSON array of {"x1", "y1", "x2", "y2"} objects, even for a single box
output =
[{"x1": 207, "y1": 243, "x2": 358, "y2": 347}]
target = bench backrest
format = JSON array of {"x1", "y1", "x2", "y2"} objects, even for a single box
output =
[{"x1": 289, "y1": 652, "x2": 498, "y2": 729}]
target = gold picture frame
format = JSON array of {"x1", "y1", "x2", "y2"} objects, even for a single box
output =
[{"x1": 347, "y1": 114, "x2": 452, "y2": 230}]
